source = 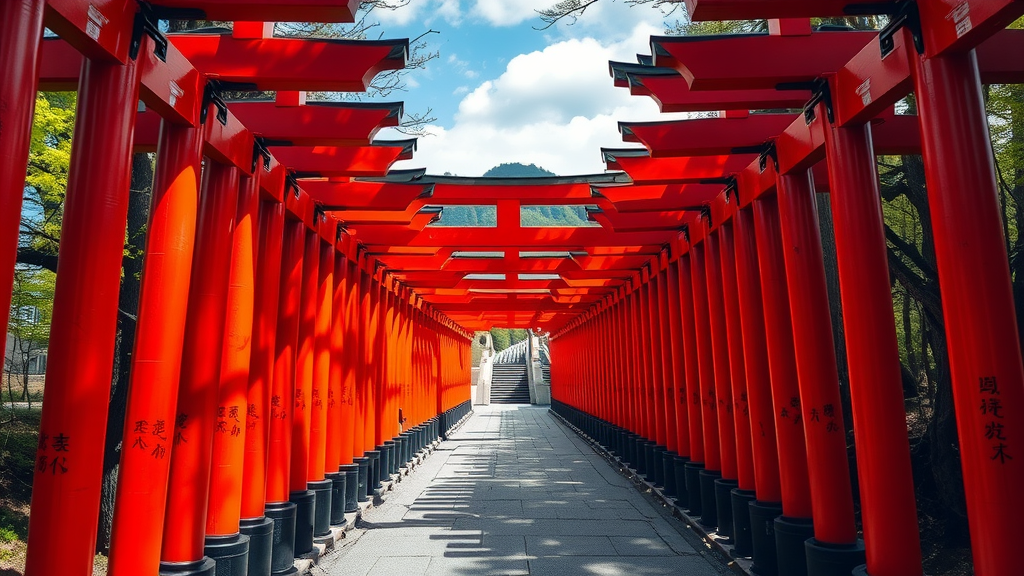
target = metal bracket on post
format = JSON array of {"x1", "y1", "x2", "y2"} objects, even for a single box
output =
[
  {"x1": 803, "y1": 77, "x2": 835, "y2": 125},
  {"x1": 758, "y1": 141, "x2": 778, "y2": 173},
  {"x1": 336, "y1": 222, "x2": 346, "y2": 244},
  {"x1": 252, "y1": 138, "x2": 272, "y2": 173},
  {"x1": 722, "y1": 176, "x2": 739, "y2": 204},
  {"x1": 680, "y1": 224, "x2": 690, "y2": 245},
  {"x1": 699, "y1": 204, "x2": 713, "y2": 229},
  {"x1": 201, "y1": 80, "x2": 229, "y2": 126},
  {"x1": 285, "y1": 173, "x2": 300, "y2": 198},
  {"x1": 312, "y1": 203, "x2": 326, "y2": 224},
  {"x1": 130, "y1": 2, "x2": 168, "y2": 62},
  {"x1": 878, "y1": 0, "x2": 925, "y2": 57}
]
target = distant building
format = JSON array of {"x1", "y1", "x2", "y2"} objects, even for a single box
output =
[{"x1": 5, "y1": 305, "x2": 48, "y2": 375}]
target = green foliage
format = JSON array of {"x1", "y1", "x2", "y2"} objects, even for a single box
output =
[
  {"x1": 489, "y1": 328, "x2": 530, "y2": 351},
  {"x1": 23, "y1": 93, "x2": 76, "y2": 258},
  {"x1": 432, "y1": 163, "x2": 595, "y2": 228},
  {"x1": 490, "y1": 328, "x2": 512, "y2": 352},
  {"x1": 7, "y1": 267, "x2": 55, "y2": 351},
  {"x1": 482, "y1": 163, "x2": 555, "y2": 178}
]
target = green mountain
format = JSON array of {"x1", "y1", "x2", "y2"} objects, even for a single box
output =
[
  {"x1": 433, "y1": 163, "x2": 593, "y2": 228},
  {"x1": 482, "y1": 162, "x2": 555, "y2": 178}
]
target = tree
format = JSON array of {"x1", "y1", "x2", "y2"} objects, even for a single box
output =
[{"x1": 4, "y1": 267, "x2": 55, "y2": 411}]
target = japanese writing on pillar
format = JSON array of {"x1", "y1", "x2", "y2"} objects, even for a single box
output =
[
  {"x1": 779, "y1": 396, "x2": 802, "y2": 426},
  {"x1": 736, "y1": 392, "x2": 749, "y2": 418},
  {"x1": 216, "y1": 405, "x2": 243, "y2": 437},
  {"x1": 271, "y1": 395, "x2": 287, "y2": 420},
  {"x1": 174, "y1": 413, "x2": 189, "y2": 445},
  {"x1": 295, "y1": 389, "x2": 306, "y2": 411},
  {"x1": 980, "y1": 376, "x2": 1012, "y2": 464},
  {"x1": 131, "y1": 419, "x2": 168, "y2": 459},
  {"x1": 247, "y1": 403, "x2": 259, "y2": 431},
  {"x1": 36, "y1": 431, "x2": 70, "y2": 475}
]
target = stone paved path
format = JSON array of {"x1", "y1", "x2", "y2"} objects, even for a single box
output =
[{"x1": 321, "y1": 405, "x2": 729, "y2": 576}]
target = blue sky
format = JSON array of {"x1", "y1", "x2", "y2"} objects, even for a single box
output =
[{"x1": 356, "y1": 0, "x2": 687, "y2": 176}]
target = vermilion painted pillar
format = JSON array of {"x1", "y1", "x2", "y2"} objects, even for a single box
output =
[
  {"x1": 678, "y1": 254, "x2": 706, "y2": 515},
  {"x1": 666, "y1": 260, "x2": 691, "y2": 460},
  {"x1": 719, "y1": 222, "x2": 757, "y2": 554},
  {"x1": 733, "y1": 207, "x2": 783, "y2": 501},
  {"x1": 776, "y1": 171, "x2": 860, "y2": 566},
  {"x1": 25, "y1": 51, "x2": 141, "y2": 576},
  {"x1": 822, "y1": 117, "x2": 922, "y2": 576},
  {"x1": 753, "y1": 196, "x2": 816, "y2": 576},
  {"x1": 0, "y1": 0, "x2": 44, "y2": 345},
  {"x1": 267, "y1": 218, "x2": 305, "y2": 571},
  {"x1": 310, "y1": 242, "x2": 334, "y2": 482},
  {"x1": 655, "y1": 272, "x2": 679, "y2": 455},
  {"x1": 108, "y1": 120, "x2": 202, "y2": 576},
  {"x1": 913, "y1": 50, "x2": 1024, "y2": 576},
  {"x1": 205, "y1": 165, "x2": 261, "y2": 568},
  {"x1": 328, "y1": 251, "x2": 351, "y2": 467},
  {"x1": 705, "y1": 229, "x2": 738, "y2": 536},
  {"x1": 719, "y1": 224, "x2": 755, "y2": 491},
  {"x1": 641, "y1": 277, "x2": 665, "y2": 483},
  {"x1": 307, "y1": 235, "x2": 334, "y2": 536},
  {"x1": 691, "y1": 239, "x2": 722, "y2": 527},
  {"x1": 161, "y1": 162, "x2": 240, "y2": 571},
  {"x1": 290, "y1": 229, "x2": 320, "y2": 554},
  {"x1": 733, "y1": 206, "x2": 785, "y2": 575},
  {"x1": 240, "y1": 200, "x2": 285, "y2": 573},
  {"x1": 348, "y1": 262, "x2": 365, "y2": 459},
  {"x1": 775, "y1": 171, "x2": 857, "y2": 537}
]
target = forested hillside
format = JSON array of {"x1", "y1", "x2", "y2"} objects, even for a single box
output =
[{"x1": 431, "y1": 163, "x2": 594, "y2": 227}]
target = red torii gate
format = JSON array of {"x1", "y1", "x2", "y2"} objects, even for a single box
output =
[
  {"x1": 553, "y1": 6, "x2": 1024, "y2": 576},
  {"x1": 1, "y1": 3, "x2": 472, "y2": 576},
  {"x1": 3, "y1": 2, "x2": 1024, "y2": 576}
]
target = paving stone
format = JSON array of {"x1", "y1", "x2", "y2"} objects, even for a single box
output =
[{"x1": 321, "y1": 406, "x2": 726, "y2": 576}]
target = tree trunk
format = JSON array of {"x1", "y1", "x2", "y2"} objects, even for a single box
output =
[
  {"x1": 814, "y1": 191, "x2": 853, "y2": 437},
  {"x1": 97, "y1": 152, "x2": 153, "y2": 554}
]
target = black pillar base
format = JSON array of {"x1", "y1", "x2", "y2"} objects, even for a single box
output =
[
  {"x1": 672, "y1": 456, "x2": 690, "y2": 506},
  {"x1": 662, "y1": 451, "x2": 678, "y2": 497},
  {"x1": 382, "y1": 441, "x2": 395, "y2": 476},
  {"x1": 308, "y1": 479, "x2": 333, "y2": 537},
  {"x1": 340, "y1": 464, "x2": 360, "y2": 512},
  {"x1": 354, "y1": 457, "x2": 370, "y2": 502},
  {"x1": 159, "y1": 557, "x2": 217, "y2": 576},
  {"x1": 698, "y1": 469, "x2": 722, "y2": 528},
  {"x1": 684, "y1": 461, "x2": 705, "y2": 515},
  {"x1": 748, "y1": 500, "x2": 782, "y2": 576},
  {"x1": 714, "y1": 478, "x2": 739, "y2": 539},
  {"x1": 394, "y1": 436, "x2": 407, "y2": 469},
  {"x1": 366, "y1": 450, "x2": 382, "y2": 492},
  {"x1": 264, "y1": 501, "x2": 298, "y2": 575},
  {"x1": 204, "y1": 533, "x2": 249, "y2": 576},
  {"x1": 730, "y1": 488, "x2": 757, "y2": 558},
  {"x1": 805, "y1": 538, "x2": 866, "y2": 576},
  {"x1": 651, "y1": 445, "x2": 667, "y2": 487},
  {"x1": 643, "y1": 441, "x2": 656, "y2": 479},
  {"x1": 240, "y1": 516, "x2": 274, "y2": 576},
  {"x1": 326, "y1": 472, "x2": 348, "y2": 527},
  {"x1": 774, "y1": 516, "x2": 814, "y2": 576},
  {"x1": 618, "y1": 432, "x2": 634, "y2": 463},
  {"x1": 289, "y1": 490, "x2": 315, "y2": 555}
]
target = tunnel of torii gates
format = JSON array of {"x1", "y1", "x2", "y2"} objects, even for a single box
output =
[{"x1": 1, "y1": 1, "x2": 1024, "y2": 576}]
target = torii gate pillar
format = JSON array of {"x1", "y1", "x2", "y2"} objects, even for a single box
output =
[{"x1": 913, "y1": 49, "x2": 1024, "y2": 576}]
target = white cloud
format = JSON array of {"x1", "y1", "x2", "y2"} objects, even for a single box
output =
[{"x1": 383, "y1": 22, "x2": 687, "y2": 176}]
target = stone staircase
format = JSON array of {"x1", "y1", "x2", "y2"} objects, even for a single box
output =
[{"x1": 490, "y1": 363, "x2": 531, "y2": 404}]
